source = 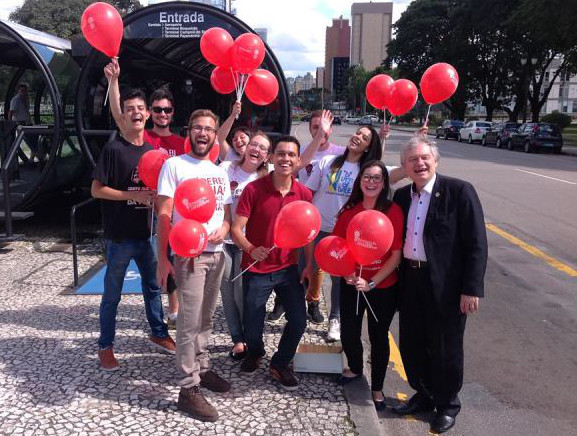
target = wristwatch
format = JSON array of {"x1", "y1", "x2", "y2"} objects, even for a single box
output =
[{"x1": 368, "y1": 281, "x2": 376, "y2": 290}]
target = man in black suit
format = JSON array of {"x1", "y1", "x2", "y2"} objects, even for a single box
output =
[{"x1": 392, "y1": 137, "x2": 488, "y2": 433}]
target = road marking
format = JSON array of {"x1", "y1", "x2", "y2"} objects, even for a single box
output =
[
  {"x1": 486, "y1": 223, "x2": 577, "y2": 277},
  {"x1": 515, "y1": 168, "x2": 577, "y2": 185},
  {"x1": 389, "y1": 332, "x2": 407, "y2": 382}
]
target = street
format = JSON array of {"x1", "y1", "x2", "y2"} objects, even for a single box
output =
[{"x1": 292, "y1": 122, "x2": 577, "y2": 435}]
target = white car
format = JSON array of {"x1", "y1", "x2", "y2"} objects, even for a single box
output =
[
  {"x1": 345, "y1": 114, "x2": 359, "y2": 123},
  {"x1": 458, "y1": 121, "x2": 492, "y2": 144}
]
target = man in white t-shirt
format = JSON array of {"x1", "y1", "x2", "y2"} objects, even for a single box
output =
[
  {"x1": 8, "y1": 84, "x2": 31, "y2": 124},
  {"x1": 156, "y1": 109, "x2": 233, "y2": 423}
]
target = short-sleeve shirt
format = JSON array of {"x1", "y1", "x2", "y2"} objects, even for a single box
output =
[
  {"x1": 298, "y1": 142, "x2": 345, "y2": 184},
  {"x1": 235, "y1": 173, "x2": 313, "y2": 273},
  {"x1": 306, "y1": 155, "x2": 360, "y2": 233},
  {"x1": 9, "y1": 95, "x2": 30, "y2": 124},
  {"x1": 143, "y1": 130, "x2": 185, "y2": 157},
  {"x1": 332, "y1": 202, "x2": 404, "y2": 289},
  {"x1": 92, "y1": 137, "x2": 154, "y2": 240},
  {"x1": 157, "y1": 155, "x2": 232, "y2": 252}
]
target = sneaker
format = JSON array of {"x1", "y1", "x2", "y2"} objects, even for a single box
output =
[
  {"x1": 307, "y1": 301, "x2": 324, "y2": 325},
  {"x1": 240, "y1": 353, "x2": 263, "y2": 374},
  {"x1": 166, "y1": 313, "x2": 177, "y2": 330},
  {"x1": 177, "y1": 385, "x2": 219, "y2": 422},
  {"x1": 199, "y1": 370, "x2": 231, "y2": 393},
  {"x1": 149, "y1": 334, "x2": 176, "y2": 355},
  {"x1": 267, "y1": 302, "x2": 285, "y2": 322},
  {"x1": 326, "y1": 318, "x2": 341, "y2": 342},
  {"x1": 98, "y1": 348, "x2": 120, "y2": 371},
  {"x1": 270, "y1": 365, "x2": 299, "y2": 391}
]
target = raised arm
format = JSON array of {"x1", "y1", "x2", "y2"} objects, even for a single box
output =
[
  {"x1": 103, "y1": 58, "x2": 127, "y2": 136},
  {"x1": 296, "y1": 109, "x2": 333, "y2": 173},
  {"x1": 217, "y1": 101, "x2": 242, "y2": 160}
]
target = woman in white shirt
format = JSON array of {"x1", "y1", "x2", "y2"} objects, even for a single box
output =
[
  {"x1": 219, "y1": 132, "x2": 272, "y2": 360},
  {"x1": 217, "y1": 101, "x2": 251, "y2": 162},
  {"x1": 305, "y1": 125, "x2": 382, "y2": 342}
]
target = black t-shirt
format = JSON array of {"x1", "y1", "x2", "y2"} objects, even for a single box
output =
[{"x1": 92, "y1": 137, "x2": 153, "y2": 240}]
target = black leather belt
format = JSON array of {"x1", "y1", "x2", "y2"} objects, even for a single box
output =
[{"x1": 407, "y1": 259, "x2": 428, "y2": 269}]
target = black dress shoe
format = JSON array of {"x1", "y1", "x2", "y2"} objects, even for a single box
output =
[
  {"x1": 431, "y1": 414, "x2": 456, "y2": 433},
  {"x1": 392, "y1": 394, "x2": 434, "y2": 415}
]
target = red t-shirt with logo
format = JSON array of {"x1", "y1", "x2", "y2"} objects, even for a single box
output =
[
  {"x1": 235, "y1": 173, "x2": 313, "y2": 273},
  {"x1": 332, "y1": 202, "x2": 404, "y2": 289},
  {"x1": 144, "y1": 130, "x2": 185, "y2": 157}
]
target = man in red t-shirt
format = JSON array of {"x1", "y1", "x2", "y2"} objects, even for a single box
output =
[{"x1": 231, "y1": 136, "x2": 313, "y2": 391}]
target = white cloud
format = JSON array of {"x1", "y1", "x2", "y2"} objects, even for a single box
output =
[{"x1": 0, "y1": 0, "x2": 22, "y2": 20}]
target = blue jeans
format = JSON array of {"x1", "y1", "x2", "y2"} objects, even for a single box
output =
[
  {"x1": 221, "y1": 243, "x2": 244, "y2": 344},
  {"x1": 243, "y1": 265, "x2": 306, "y2": 368},
  {"x1": 98, "y1": 239, "x2": 168, "y2": 349}
]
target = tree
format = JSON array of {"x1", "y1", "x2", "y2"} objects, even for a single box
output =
[
  {"x1": 344, "y1": 65, "x2": 370, "y2": 113},
  {"x1": 9, "y1": 0, "x2": 143, "y2": 39}
]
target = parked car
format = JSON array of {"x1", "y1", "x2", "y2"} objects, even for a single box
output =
[
  {"x1": 333, "y1": 116, "x2": 342, "y2": 125},
  {"x1": 369, "y1": 114, "x2": 380, "y2": 124},
  {"x1": 458, "y1": 121, "x2": 492, "y2": 143},
  {"x1": 482, "y1": 122, "x2": 521, "y2": 148},
  {"x1": 358, "y1": 115, "x2": 373, "y2": 125},
  {"x1": 508, "y1": 122, "x2": 563, "y2": 153},
  {"x1": 301, "y1": 114, "x2": 311, "y2": 122},
  {"x1": 435, "y1": 120, "x2": 465, "y2": 140}
]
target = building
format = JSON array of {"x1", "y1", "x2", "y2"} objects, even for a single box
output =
[
  {"x1": 286, "y1": 77, "x2": 295, "y2": 95},
  {"x1": 254, "y1": 27, "x2": 268, "y2": 43},
  {"x1": 294, "y1": 76, "x2": 304, "y2": 94},
  {"x1": 302, "y1": 72, "x2": 315, "y2": 91},
  {"x1": 543, "y1": 58, "x2": 577, "y2": 116},
  {"x1": 316, "y1": 67, "x2": 325, "y2": 89},
  {"x1": 324, "y1": 16, "x2": 350, "y2": 92},
  {"x1": 350, "y1": 2, "x2": 393, "y2": 71},
  {"x1": 331, "y1": 57, "x2": 350, "y2": 99}
]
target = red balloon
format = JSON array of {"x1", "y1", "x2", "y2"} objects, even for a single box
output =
[
  {"x1": 274, "y1": 201, "x2": 321, "y2": 249},
  {"x1": 314, "y1": 236, "x2": 356, "y2": 277},
  {"x1": 231, "y1": 33, "x2": 266, "y2": 74},
  {"x1": 245, "y1": 69, "x2": 279, "y2": 106},
  {"x1": 420, "y1": 62, "x2": 459, "y2": 105},
  {"x1": 81, "y1": 2, "x2": 123, "y2": 58},
  {"x1": 137, "y1": 149, "x2": 169, "y2": 190},
  {"x1": 211, "y1": 66, "x2": 237, "y2": 94},
  {"x1": 346, "y1": 210, "x2": 394, "y2": 266},
  {"x1": 174, "y1": 178, "x2": 217, "y2": 223},
  {"x1": 200, "y1": 27, "x2": 234, "y2": 68},
  {"x1": 169, "y1": 219, "x2": 208, "y2": 258},
  {"x1": 366, "y1": 74, "x2": 395, "y2": 110},
  {"x1": 184, "y1": 137, "x2": 220, "y2": 163},
  {"x1": 388, "y1": 79, "x2": 419, "y2": 116}
]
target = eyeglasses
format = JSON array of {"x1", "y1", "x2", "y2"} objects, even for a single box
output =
[
  {"x1": 248, "y1": 141, "x2": 270, "y2": 152},
  {"x1": 151, "y1": 106, "x2": 174, "y2": 114},
  {"x1": 361, "y1": 174, "x2": 384, "y2": 183},
  {"x1": 191, "y1": 125, "x2": 217, "y2": 135}
]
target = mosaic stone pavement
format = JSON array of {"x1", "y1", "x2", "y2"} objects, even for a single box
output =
[{"x1": 0, "y1": 239, "x2": 356, "y2": 435}]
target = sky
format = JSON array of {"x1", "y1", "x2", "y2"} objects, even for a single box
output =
[{"x1": 0, "y1": 0, "x2": 411, "y2": 77}]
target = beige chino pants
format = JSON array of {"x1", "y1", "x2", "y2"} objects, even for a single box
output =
[{"x1": 174, "y1": 252, "x2": 225, "y2": 388}]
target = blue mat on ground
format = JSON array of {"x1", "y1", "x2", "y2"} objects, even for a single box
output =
[{"x1": 75, "y1": 259, "x2": 143, "y2": 295}]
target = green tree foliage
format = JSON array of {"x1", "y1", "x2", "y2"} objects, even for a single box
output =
[
  {"x1": 541, "y1": 111, "x2": 572, "y2": 130},
  {"x1": 9, "y1": 0, "x2": 142, "y2": 39}
]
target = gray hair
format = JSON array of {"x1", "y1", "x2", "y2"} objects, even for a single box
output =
[{"x1": 400, "y1": 136, "x2": 441, "y2": 165}]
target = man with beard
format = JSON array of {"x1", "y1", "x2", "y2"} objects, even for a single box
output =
[
  {"x1": 92, "y1": 63, "x2": 176, "y2": 372},
  {"x1": 143, "y1": 88, "x2": 185, "y2": 158},
  {"x1": 156, "y1": 109, "x2": 233, "y2": 422}
]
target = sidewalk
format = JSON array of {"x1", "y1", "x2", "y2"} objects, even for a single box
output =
[{"x1": 0, "y1": 237, "x2": 381, "y2": 435}]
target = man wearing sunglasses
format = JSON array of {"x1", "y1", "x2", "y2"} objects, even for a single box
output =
[{"x1": 144, "y1": 89, "x2": 185, "y2": 158}]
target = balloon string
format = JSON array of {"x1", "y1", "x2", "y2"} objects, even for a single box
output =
[
  {"x1": 104, "y1": 79, "x2": 111, "y2": 107},
  {"x1": 383, "y1": 108, "x2": 387, "y2": 124},
  {"x1": 355, "y1": 265, "x2": 363, "y2": 316},
  {"x1": 149, "y1": 206, "x2": 154, "y2": 241},
  {"x1": 388, "y1": 115, "x2": 393, "y2": 127},
  {"x1": 362, "y1": 291, "x2": 379, "y2": 323},
  {"x1": 232, "y1": 67, "x2": 240, "y2": 102},
  {"x1": 231, "y1": 245, "x2": 276, "y2": 282},
  {"x1": 424, "y1": 104, "x2": 431, "y2": 128}
]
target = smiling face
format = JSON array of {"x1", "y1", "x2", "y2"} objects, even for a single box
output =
[
  {"x1": 122, "y1": 97, "x2": 149, "y2": 133},
  {"x1": 188, "y1": 116, "x2": 217, "y2": 158},
  {"x1": 232, "y1": 130, "x2": 250, "y2": 156},
  {"x1": 360, "y1": 165, "x2": 385, "y2": 200},
  {"x1": 150, "y1": 98, "x2": 174, "y2": 129},
  {"x1": 244, "y1": 134, "x2": 271, "y2": 168},
  {"x1": 403, "y1": 143, "x2": 438, "y2": 189},
  {"x1": 272, "y1": 141, "x2": 300, "y2": 176},
  {"x1": 347, "y1": 127, "x2": 372, "y2": 155}
]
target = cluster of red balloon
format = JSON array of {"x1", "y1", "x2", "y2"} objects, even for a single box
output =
[
  {"x1": 170, "y1": 179, "x2": 217, "y2": 258},
  {"x1": 365, "y1": 62, "x2": 459, "y2": 125},
  {"x1": 201, "y1": 28, "x2": 279, "y2": 106},
  {"x1": 315, "y1": 210, "x2": 394, "y2": 277}
]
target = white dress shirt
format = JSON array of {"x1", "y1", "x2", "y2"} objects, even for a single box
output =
[{"x1": 403, "y1": 174, "x2": 437, "y2": 261}]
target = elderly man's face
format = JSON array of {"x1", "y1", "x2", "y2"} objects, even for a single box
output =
[{"x1": 403, "y1": 143, "x2": 438, "y2": 188}]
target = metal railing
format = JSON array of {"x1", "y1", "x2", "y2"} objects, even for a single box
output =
[{"x1": 70, "y1": 196, "x2": 99, "y2": 288}]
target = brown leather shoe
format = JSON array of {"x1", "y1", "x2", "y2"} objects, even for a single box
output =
[
  {"x1": 199, "y1": 370, "x2": 231, "y2": 393},
  {"x1": 98, "y1": 348, "x2": 119, "y2": 371},
  {"x1": 177, "y1": 386, "x2": 218, "y2": 422},
  {"x1": 149, "y1": 335, "x2": 176, "y2": 355}
]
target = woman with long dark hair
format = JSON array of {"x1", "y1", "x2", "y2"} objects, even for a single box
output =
[
  {"x1": 331, "y1": 160, "x2": 404, "y2": 410},
  {"x1": 304, "y1": 125, "x2": 383, "y2": 341},
  {"x1": 217, "y1": 101, "x2": 251, "y2": 161}
]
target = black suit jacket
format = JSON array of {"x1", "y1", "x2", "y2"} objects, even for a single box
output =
[{"x1": 393, "y1": 174, "x2": 488, "y2": 313}]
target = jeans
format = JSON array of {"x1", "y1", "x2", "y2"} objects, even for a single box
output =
[
  {"x1": 243, "y1": 265, "x2": 306, "y2": 368},
  {"x1": 98, "y1": 239, "x2": 168, "y2": 349},
  {"x1": 220, "y1": 243, "x2": 244, "y2": 344}
]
